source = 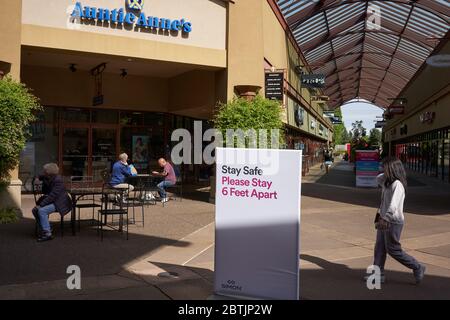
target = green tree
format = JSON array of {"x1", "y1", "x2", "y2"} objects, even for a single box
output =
[
  {"x1": 342, "y1": 129, "x2": 351, "y2": 143},
  {"x1": 350, "y1": 120, "x2": 367, "y2": 140},
  {"x1": 213, "y1": 95, "x2": 284, "y2": 148},
  {"x1": 368, "y1": 128, "x2": 382, "y2": 147},
  {"x1": 0, "y1": 77, "x2": 41, "y2": 189},
  {"x1": 331, "y1": 108, "x2": 347, "y2": 145}
]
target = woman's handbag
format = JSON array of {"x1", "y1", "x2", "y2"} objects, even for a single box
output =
[{"x1": 374, "y1": 212, "x2": 380, "y2": 224}]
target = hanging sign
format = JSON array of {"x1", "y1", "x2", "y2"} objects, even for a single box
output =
[
  {"x1": 375, "y1": 121, "x2": 386, "y2": 128},
  {"x1": 301, "y1": 74, "x2": 325, "y2": 88},
  {"x1": 265, "y1": 72, "x2": 284, "y2": 101}
]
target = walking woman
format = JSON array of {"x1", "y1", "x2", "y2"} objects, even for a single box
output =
[{"x1": 371, "y1": 157, "x2": 426, "y2": 284}]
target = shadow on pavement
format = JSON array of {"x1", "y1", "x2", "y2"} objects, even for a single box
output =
[
  {"x1": 300, "y1": 254, "x2": 450, "y2": 300},
  {"x1": 176, "y1": 189, "x2": 210, "y2": 203},
  {"x1": 0, "y1": 217, "x2": 191, "y2": 286}
]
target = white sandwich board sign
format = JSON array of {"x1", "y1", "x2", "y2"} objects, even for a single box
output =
[{"x1": 214, "y1": 147, "x2": 302, "y2": 300}]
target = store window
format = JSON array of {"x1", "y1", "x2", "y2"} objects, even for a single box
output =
[
  {"x1": 120, "y1": 111, "x2": 144, "y2": 126},
  {"x1": 92, "y1": 109, "x2": 119, "y2": 124},
  {"x1": 63, "y1": 108, "x2": 90, "y2": 123},
  {"x1": 121, "y1": 126, "x2": 164, "y2": 173},
  {"x1": 144, "y1": 113, "x2": 165, "y2": 127},
  {"x1": 19, "y1": 107, "x2": 59, "y2": 191}
]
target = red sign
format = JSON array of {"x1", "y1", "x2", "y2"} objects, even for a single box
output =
[{"x1": 355, "y1": 151, "x2": 379, "y2": 162}]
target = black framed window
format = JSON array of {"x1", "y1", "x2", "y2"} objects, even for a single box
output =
[
  {"x1": 63, "y1": 108, "x2": 90, "y2": 123},
  {"x1": 92, "y1": 109, "x2": 119, "y2": 124}
]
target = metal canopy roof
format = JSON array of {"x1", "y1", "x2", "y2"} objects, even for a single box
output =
[{"x1": 276, "y1": 0, "x2": 450, "y2": 109}]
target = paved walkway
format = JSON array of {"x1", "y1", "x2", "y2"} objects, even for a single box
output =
[{"x1": 1, "y1": 161, "x2": 449, "y2": 299}]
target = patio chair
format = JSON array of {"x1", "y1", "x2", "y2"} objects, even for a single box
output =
[
  {"x1": 32, "y1": 176, "x2": 66, "y2": 237},
  {"x1": 97, "y1": 183, "x2": 129, "y2": 241},
  {"x1": 70, "y1": 176, "x2": 102, "y2": 231},
  {"x1": 166, "y1": 175, "x2": 183, "y2": 204}
]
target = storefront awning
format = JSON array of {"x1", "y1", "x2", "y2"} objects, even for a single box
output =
[{"x1": 276, "y1": 0, "x2": 450, "y2": 109}]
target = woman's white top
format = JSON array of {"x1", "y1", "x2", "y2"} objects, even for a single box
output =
[{"x1": 377, "y1": 173, "x2": 405, "y2": 224}]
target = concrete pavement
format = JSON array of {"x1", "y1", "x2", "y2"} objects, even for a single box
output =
[{"x1": 1, "y1": 161, "x2": 449, "y2": 299}]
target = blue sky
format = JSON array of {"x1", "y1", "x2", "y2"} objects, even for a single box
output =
[{"x1": 340, "y1": 100, "x2": 384, "y2": 132}]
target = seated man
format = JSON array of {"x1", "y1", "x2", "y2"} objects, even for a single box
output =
[
  {"x1": 152, "y1": 158, "x2": 176, "y2": 204},
  {"x1": 110, "y1": 153, "x2": 135, "y2": 192},
  {"x1": 33, "y1": 163, "x2": 72, "y2": 242}
]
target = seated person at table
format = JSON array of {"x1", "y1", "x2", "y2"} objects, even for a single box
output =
[
  {"x1": 152, "y1": 158, "x2": 176, "y2": 203},
  {"x1": 110, "y1": 153, "x2": 135, "y2": 191},
  {"x1": 32, "y1": 163, "x2": 72, "y2": 242}
]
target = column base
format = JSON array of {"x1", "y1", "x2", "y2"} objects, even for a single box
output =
[{"x1": 0, "y1": 179, "x2": 23, "y2": 217}]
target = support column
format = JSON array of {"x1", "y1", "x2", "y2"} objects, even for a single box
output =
[
  {"x1": 226, "y1": 0, "x2": 265, "y2": 101},
  {"x1": 0, "y1": 0, "x2": 23, "y2": 212}
]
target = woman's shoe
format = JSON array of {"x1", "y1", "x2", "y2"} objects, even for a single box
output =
[{"x1": 414, "y1": 264, "x2": 426, "y2": 284}]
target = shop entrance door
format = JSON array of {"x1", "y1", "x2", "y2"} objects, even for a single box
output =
[
  {"x1": 62, "y1": 126, "x2": 89, "y2": 178},
  {"x1": 61, "y1": 125, "x2": 118, "y2": 182},
  {"x1": 91, "y1": 127, "x2": 117, "y2": 182}
]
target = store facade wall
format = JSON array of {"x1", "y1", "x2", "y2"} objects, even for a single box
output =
[
  {"x1": 226, "y1": 0, "x2": 333, "y2": 163},
  {"x1": 21, "y1": 0, "x2": 227, "y2": 67},
  {"x1": 4, "y1": 0, "x2": 336, "y2": 199},
  {"x1": 384, "y1": 39, "x2": 450, "y2": 183},
  {"x1": 262, "y1": 0, "x2": 332, "y2": 170},
  {"x1": 15, "y1": 0, "x2": 228, "y2": 190}
]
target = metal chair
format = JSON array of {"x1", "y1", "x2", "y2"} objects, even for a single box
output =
[
  {"x1": 70, "y1": 176, "x2": 102, "y2": 231},
  {"x1": 166, "y1": 175, "x2": 183, "y2": 203},
  {"x1": 97, "y1": 183, "x2": 129, "y2": 241},
  {"x1": 32, "y1": 176, "x2": 65, "y2": 237}
]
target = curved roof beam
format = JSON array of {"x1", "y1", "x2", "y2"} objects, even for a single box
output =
[
  {"x1": 339, "y1": 99, "x2": 385, "y2": 110},
  {"x1": 313, "y1": 51, "x2": 419, "y2": 70},
  {"x1": 332, "y1": 66, "x2": 410, "y2": 83},
  {"x1": 373, "y1": 1, "x2": 415, "y2": 104},
  {"x1": 276, "y1": 0, "x2": 450, "y2": 109},
  {"x1": 302, "y1": 29, "x2": 432, "y2": 54},
  {"x1": 286, "y1": 0, "x2": 449, "y2": 30}
]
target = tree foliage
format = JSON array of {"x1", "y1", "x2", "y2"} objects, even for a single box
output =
[
  {"x1": 0, "y1": 77, "x2": 41, "y2": 186},
  {"x1": 213, "y1": 95, "x2": 284, "y2": 148},
  {"x1": 332, "y1": 108, "x2": 350, "y2": 145},
  {"x1": 368, "y1": 128, "x2": 382, "y2": 147},
  {"x1": 350, "y1": 120, "x2": 367, "y2": 140}
]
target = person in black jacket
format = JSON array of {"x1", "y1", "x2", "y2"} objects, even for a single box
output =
[{"x1": 32, "y1": 163, "x2": 72, "y2": 242}]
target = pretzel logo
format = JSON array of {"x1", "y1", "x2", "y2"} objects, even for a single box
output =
[{"x1": 127, "y1": 0, "x2": 144, "y2": 11}]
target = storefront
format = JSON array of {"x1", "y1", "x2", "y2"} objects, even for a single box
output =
[
  {"x1": 393, "y1": 127, "x2": 450, "y2": 183},
  {"x1": 19, "y1": 106, "x2": 212, "y2": 189},
  {"x1": 1, "y1": 0, "x2": 334, "y2": 206},
  {"x1": 384, "y1": 36, "x2": 450, "y2": 184}
]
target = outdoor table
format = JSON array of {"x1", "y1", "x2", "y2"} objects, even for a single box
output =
[
  {"x1": 126, "y1": 174, "x2": 163, "y2": 188},
  {"x1": 68, "y1": 187, "x2": 104, "y2": 236}
]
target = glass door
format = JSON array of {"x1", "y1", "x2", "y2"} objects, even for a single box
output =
[
  {"x1": 92, "y1": 127, "x2": 117, "y2": 182},
  {"x1": 62, "y1": 127, "x2": 89, "y2": 178}
]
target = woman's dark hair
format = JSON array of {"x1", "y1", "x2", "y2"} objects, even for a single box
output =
[{"x1": 382, "y1": 157, "x2": 407, "y2": 188}]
